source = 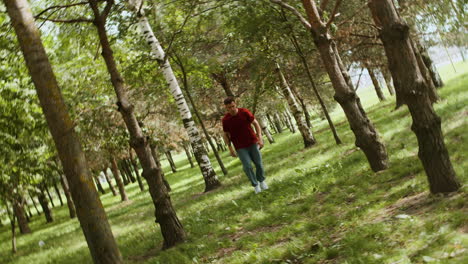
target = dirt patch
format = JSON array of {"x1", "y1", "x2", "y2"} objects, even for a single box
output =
[
  {"x1": 126, "y1": 246, "x2": 161, "y2": 262},
  {"x1": 342, "y1": 148, "x2": 359, "y2": 157},
  {"x1": 215, "y1": 246, "x2": 238, "y2": 259},
  {"x1": 373, "y1": 192, "x2": 431, "y2": 222}
]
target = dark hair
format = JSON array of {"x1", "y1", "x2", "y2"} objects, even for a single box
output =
[{"x1": 223, "y1": 97, "x2": 235, "y2": 105}]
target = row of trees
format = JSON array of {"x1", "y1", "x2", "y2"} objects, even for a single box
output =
[{"x1": 1, "y1": 0, "x2": 464, "y2": 263}]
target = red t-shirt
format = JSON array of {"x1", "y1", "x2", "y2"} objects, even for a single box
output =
[{"x1": 222, "y1": 108, "x2": 258, "y2": 150}]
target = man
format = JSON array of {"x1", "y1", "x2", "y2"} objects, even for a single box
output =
[{"x1": 222, "y1": 97, "x2": 268, "y2": 194}]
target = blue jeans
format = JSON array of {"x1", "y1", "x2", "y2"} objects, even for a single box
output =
[{"x1": 237, "y1": 144, "x2": 265, "y2": 186}]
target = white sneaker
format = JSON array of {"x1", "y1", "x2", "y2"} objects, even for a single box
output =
[
  {"x1": 260, "y1": 181, "x2": 268, "y2": 190},
  {"x1": 254, "y1": 185, "x2": 262, "y2": 194}
]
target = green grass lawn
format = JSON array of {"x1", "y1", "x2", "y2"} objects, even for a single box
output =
[{"x1": 1, "y1": 62, "x2": 467, "y2": 263}]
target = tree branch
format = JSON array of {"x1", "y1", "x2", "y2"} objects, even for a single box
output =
[
  {"x1": 101, "y1": 0, "x2": 114, "y2": 20},
  {"x1": 325, "y1": 0, "x2": 342, "y2": 29},
  {"x1": 35, "y1": 17, "x2": 93, "y2": 23},
  {"x1": 34, "y1": 2, "x2": 89, "y2": 19},
  {"x1": 270, "y1": 0, "x2": 311, "y2": 29},
  {"x1": 337, "y1": 2, "x2": 368, "y2": 27}
]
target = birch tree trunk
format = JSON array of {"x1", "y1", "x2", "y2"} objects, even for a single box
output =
[
  {"x1": 173, "y1": 55, "x2": 229, "y2": 176},
  {"x1": 266, "y1": 114, "x2": 279, "y2": 134},
  {"x1": 368, "y1": 0, "x2": 460, "y2": 193},
  {"x1": 296, "y1": 0, "x2": 389, "y2": 171},
  {"x1": 273, "y1": 113, "x2": 284, "y2": 133},
  {"x1": 103, "y1": 168, "x2": 117, "y2": 196},
  {"x1": 258, "y1": 116, "x2": 275, "y2": 144},
  {"x1": 3, "y1": 1, "x2": 123, "y2": 261},
  {"x1": 60, "y1": 174, "x2": 76, "y2": 219},
  {"x1": 90, "y1": 0, "x2": 186, "y2": 248},
  {"x1": 283, "y1": 111, "x2": 296, "y2": 133},
  {"x1": 110, "y1": 158, "x2": 129, "y2": 202},
  {"x1": 276, "y1": 63, "x2": 316, "y2": 147},
  {"x1": 130, "y1": 4, "x2": 221, "y2": 192}
]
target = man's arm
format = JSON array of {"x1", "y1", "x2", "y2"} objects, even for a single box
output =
[
  {"x1": 223, "y1": 131, "x2": 237, "y2": 157},
  {"x1": 252, "y1": 119, "x2": 264, "y2": 149}
]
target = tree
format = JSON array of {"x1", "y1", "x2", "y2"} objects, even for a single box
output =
[
  {"x1": 270, "y1": 0, "x2": 389, "y2": 172},
  {"x1": 2, "y1": 0, "x2": 123, "y2": 262},
  {"x1": 276, "y1": 63, "x2": 316, "y2": 147},
  {"x1": 128, "y1": 0, "x2": 222, "y2": 192},
  {"x1": 88, "y1": 0, "x2": 186, "y2": 248},
  {"x1": 368, "y1": 0, "x2": 461, "y2": 193}
]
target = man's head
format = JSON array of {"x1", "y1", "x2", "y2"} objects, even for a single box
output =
[{"x1": 224, "y1": 97, "x2": 238, "y2": 116}]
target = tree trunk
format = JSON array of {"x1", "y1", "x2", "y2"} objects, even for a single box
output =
[
  {"x1": 273, "y1": 113, "x2": 284, "y2": 133},
  {"x1": 369, "y1": 0, "x2": 460, "y2": 193},
  {"x1": 118, "y1": 161, "x2": 130, "y2": 185},
  {"x1": 182, "y1": 142, "x2": 195, "y2": 168},
  {"x1": 45, "y1": 186, "x2": 55, "y2": 207},
  {"x1": 174, "y1": 58, "x2": 229, "y2": 176},
  {"x1": 366, "y1": 66, "x2": 386, "y2": 101},
  {"x1": 165, "y1": 150, "x2": 177, "y2": 173},
  {"x1": 24, "y1": 204, "x2": 31, "y2": 222},
  {"x1": 60, "y1": 174, "x2": 76, "y2": 219},
  {"x1": 258, "y1": 116, "x2": 275, "y2": 144},
  {"x1": 28, "y1": 192, "x2": 41, "y2": 215},
  {"x1": 103, "y1": 168, "x2": 117, "y2": 196},
  {"x1": 287, "y1": 29, "x2": 342, "y2": 144},
  {"x1": 416, "y1": 39, "x2": 444, "y2": 88},
  {"x1": 4, "y1": 0, "x2": 123, "y2": 261},
  {"x1": 111, "y1": 158, "x2": 129, "y2": 202},
  {"x1": 11, "y1": 214, "x2": 17, "y2": 253},
  {"x1": 266, "y1": 113, "x2": 279, "y2": 134},
  {"x1": 381, "y1": 66, "x2": 395, "y2": 96},
  {"x1": 26, "y1": 204, "x2": 33, "y2": 219},
  {"x1": 150, "y1": 145, "x2": 172, "y2": 192},
  {"x1": 123, "y1": 159, "x2": 136, "y2": 183},
  {"x1": 276, "y1": 63, "x2": 316, "y2": 147},
  {"x1": 38, "y1": 189, "x2": 53, "y2": 223},
  {"x1": 53, "y1": 181, "x2": 64, "y2": 206},
  {"x1": 283, "y1": 112, "x2": 295, "y2": 133},
  {"x1": 130, "y1": 156, "x2": 145, "y2": 191},
  {"x1": 94, "y1": 177, "x2": 106, "y2": 195},
  {"x1": 90, "y1": 1, "x2": 185, "y2": 248},
  {"x1": 12, "y1": 198, "x2": 31, "y2": 234},
  {"x1": 131, "y1": 7, "x2": 221, "y2": 192},
  {"x1": 212, "y1": 70, "x2": 235, "y2": 97},
  {"x1": 288, "y1": 80, "x2": 312, "y2": 128},
  {"x1": 299, "y1": 0, "x2": 388, "y2": 171}
]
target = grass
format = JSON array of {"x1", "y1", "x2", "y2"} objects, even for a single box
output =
[{"x1": 0, "y1": 62, "x2": 467, "y2": 263}]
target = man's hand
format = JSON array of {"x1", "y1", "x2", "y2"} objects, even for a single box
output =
[
  {"x1": 258, "y1": 138, "x2": 264, "y2": 149},
  {"x1": 229, "y1": 147, "x2": 237, "y2": 157}
]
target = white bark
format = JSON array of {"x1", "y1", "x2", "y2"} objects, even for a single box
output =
[
  {"x1": 276, "y1": 63, "x2": 316, "y2": 147},
  {"x1": 258, "y1": 116, "x2": 275, "y2": 144},
  {"x1": 129, "y1": 4, "x2": 220, "y2": 190}
]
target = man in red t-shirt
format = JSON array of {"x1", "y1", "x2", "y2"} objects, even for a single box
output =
[{"x1": 222, "y1": 97, "x2": 268, "y2": 194}]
